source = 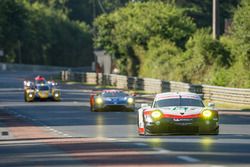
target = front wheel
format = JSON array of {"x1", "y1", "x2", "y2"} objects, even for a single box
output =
[
  {"x1": 200, "y1": 127, "x2": 219, "y2": 135},
  {"x1": 210, "y1": 127, "x2": 219, "y2": 135},
  {"x1": 24, "y1": 94, "x2": 27, "y2": 102}
]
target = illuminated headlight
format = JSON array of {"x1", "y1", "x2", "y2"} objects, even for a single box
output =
[
  {"x1": 95, "y1": 97, "x2": 103, "y2": 104},
  {"x1": 151, "y1": 110, "x2": 163, "y2": 119},
  {"x1": 127, "y1": 97, "x2": 134, "y2": 104},
  {"x1": 27, "y1": 82, "x2": 31, "y2": 87},
  {"x1": 54, "y1": 93, "x2": 59, "y2": 97},
  {"x1": 202, "y1": 110, "x2": 212, "y2": 118},
  {"x1": 28, "y1": 94, "x2": 33, "y2": 98}
]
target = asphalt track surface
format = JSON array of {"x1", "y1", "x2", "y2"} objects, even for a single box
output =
[{"x1": 0, "y1": 71, "x2": 250, "y2": 167}]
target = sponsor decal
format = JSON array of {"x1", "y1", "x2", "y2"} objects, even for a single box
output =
[
  {"x1": 164, "y1": 114, "x2": 200, "y2": 119},
  {"x1": 173, "y1": 118, "x2": 193, "y2": 122}
]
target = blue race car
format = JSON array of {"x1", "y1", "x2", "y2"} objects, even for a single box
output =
[{"x1": 90, "y1": 90, "x2": 135, "y2": 112}]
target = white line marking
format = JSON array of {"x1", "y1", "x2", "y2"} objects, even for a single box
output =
[
  {"x1": 154, "y1": 148, "x2": 171, "y2": 153},
  {"x1": 134, "y1": 143, "x2": 148, "y2": 146},
  {"x1": 106, "y1": 138, "x2": 117, "y2": 141},
  {"x1": 177, "y1": 156, "x2": 200, "y2": 163}
]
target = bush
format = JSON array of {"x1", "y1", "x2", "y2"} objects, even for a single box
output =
[
  {"x1": 139, "y1": 36, "x2": 182, "y2": 80},
  {"x1": 94, "y1": 2, "x2": 196, "y2": 75},
  {"x1": 177, "y1": 29, "x2": 231, "y2": 84}
]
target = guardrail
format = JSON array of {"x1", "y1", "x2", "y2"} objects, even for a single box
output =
[{"x1": 61, "y1": 71, "x2": 250, "y2": 105}]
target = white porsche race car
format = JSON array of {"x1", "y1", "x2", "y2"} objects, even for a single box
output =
[{"x1": 137, "y1": 92, "x2": 219, "y2": 135}]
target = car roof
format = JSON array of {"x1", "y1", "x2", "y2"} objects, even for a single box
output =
[{"x1": 155, "y1": 92, "x2": 201, "y2": 101}]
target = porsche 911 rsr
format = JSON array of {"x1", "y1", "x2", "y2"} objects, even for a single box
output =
[
  {"x1": 24, "y1": 76, "x2": 61, "y2": 102},
  {"x1": 137, "y1": 92, "x2": 219, "y2": 135},
  {"x1": 90, "y1": 90, "x2": 135, "y2": 112}
]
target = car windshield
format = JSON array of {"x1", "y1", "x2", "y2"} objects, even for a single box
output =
[
  {"x1": 102, "y1": 92, "x2": 128, "y2": 97},
  {"x1": 36, "y1": 80, "x2": 46, "y2": 84},
  {"x1": 37, "y1": 86, "x2": 49, "y2": 91},
  {"x1": 154, "y1": 98, "x2": 204, "y2": 107}
]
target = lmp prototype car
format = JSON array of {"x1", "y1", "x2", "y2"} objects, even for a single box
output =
[
  {"x1": 137, "y1": 92, "x2": 219, "y2": 135},
  {"x1": 90, "y1": 90, "x2": 135, "y2": 112},
  {"x1": 24, "y1": 76, "x2": 61, "y2": 102}
]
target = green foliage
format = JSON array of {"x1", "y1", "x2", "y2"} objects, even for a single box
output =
[
  {"x1": 218, "y1": 0, "x2": 250, "y2": 88},
  {"x1": 1, "y1": 0, "x2": 249, "y2": 88},
  {"x1": 140, "y1": 29, "x2": 231, "y2": 85},
  {"x1": 140, "y1": 36, "x2": 182, "y2": 80},
  {"x1": 143, "y1": 0, "x2": 240, "y2": 31},
  {"x1": 0, "y1": 0, "x2": 93, "y2": 66},
  {"x1": 94, "y1": 2, "x2": 196, "y2": 75},
  {"x1": 0, "y1": 0, "x2": 28, "y2": 62},
  {"x1": 179, "y1": 29, "x2": 231, "y2": 84}
]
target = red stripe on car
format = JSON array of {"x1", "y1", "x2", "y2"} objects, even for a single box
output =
[
  {"x1": 138, "y1": 127, "x2": 145, "y2": 134},
  {"x1": 163, "y1": 114, "x2": 201, "y2": 119}
]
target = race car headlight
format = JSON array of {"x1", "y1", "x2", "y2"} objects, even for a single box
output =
[
  {"x1": 54, "y1": 93, "x2": 59, "y2": 97},
  {"x1": 95, "y1": 97, "x2": 103, "y2": 104},
  {"x1": 151, "y1": 110, "x2": 163, "y2": 119},
  {"x1": 28, "y1": 94, "x2": 33, "y2": 98},
  {"x1": 127, "y1": 97, "x2": 134, "y2": 104},
  {"x1": 202, "y1": 110, "x2": 212, "y2": 118}
]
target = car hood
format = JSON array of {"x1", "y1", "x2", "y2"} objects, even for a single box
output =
[{"x1": 104, "y1": 97, "x2": 128, "y2": 101}]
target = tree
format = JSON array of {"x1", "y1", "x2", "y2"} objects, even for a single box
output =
[
  {"x1": 0, "y1": 0, "x2": 29, "y2": 63},
  {"x1": 219, "y1": 0, "x2": 250, "y2": 87},
  {"x1": 94, "y1": 2, "x2": 196, "y2": 75},
  {"x1": 0, "y1": 0, "x2": 94, "y2": 67}
]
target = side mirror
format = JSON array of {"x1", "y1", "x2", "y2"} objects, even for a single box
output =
[
  {"x1": 208, "y1": 103, "x2": 215, "y2": 108},
  {"x1": 141, "y1": 103, "x2": 150, "y2": 108}
]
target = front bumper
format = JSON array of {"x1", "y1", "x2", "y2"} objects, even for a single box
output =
[
  {"x1": 145, "y1": 117, "x2": 219, "y2": 134},
  {"x1": 35, "y1": 92, "x2": 60, "y2": 100},
  {"x1": 94, "y1": 104, "x2": 135, "y2": 111}
]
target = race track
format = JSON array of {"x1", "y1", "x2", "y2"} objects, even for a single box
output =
[{"x1": 1, "y1": 71, "x2": 250, "y2": 167}]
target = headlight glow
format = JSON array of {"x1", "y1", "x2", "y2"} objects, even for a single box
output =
[
  {"x1": 54, "y1": 93, "x2": 59, "y2": 97},
  {"x1": 127, "y1": 97, "x2": 134, "y2": 104},
  {"x1": 203, "y1": 110, "x2": 212, "y2": 118},
  {"x1": 151, "y1": 110, "x2": 163, "y2": 119},
  {"x1": 96, "y1": 97, "x2": 103, "y2": 104},
  {"x1": 28, "y1": 94, "x2": 33, "y2": 98}
]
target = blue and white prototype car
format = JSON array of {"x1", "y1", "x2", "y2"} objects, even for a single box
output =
[
  {"x1": 137, "y1": 92, "x2": 219, "y2": 135},
  {"x1": 90, "y1": 90, "x2": 135, "y2": 112}
]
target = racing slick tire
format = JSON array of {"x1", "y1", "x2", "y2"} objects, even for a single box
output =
[
  {"x1": 140, "y1": 117, "x2": 152, "y2": 136},
  {"x1": 24, "y1": 94, "x2": 27, "y2": 102},
  {"x1": 53, "y1": 98, "x2": 61, "y2": 102},
  {"x1": 208, "y1": 127, "x2": 219, "y2": 135},
  {"x1": 200, "y1": 127, "x2": 219, "y2": 135},
  {"x1": 92, "y1": 107, "x2": 103, "y2": 112},
  {"x1": 142, "y1": 123, "x2": 151, "y2": 136},
  {"x1": 126, "y1": 108, "x2": 135, "y2": 112}
]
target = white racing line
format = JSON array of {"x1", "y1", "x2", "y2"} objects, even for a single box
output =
[
  {"x1": 113, "y1": 138, "x2": 203, "y2": 163},
  {"x1": 7, "y1": 109, "x2": 73, "y2": 138},
  {"x1": 177, "y1": 155, "x2": 200, "y2": 163},
  {"x1": 5, "y1": 109, "x2": 229, "y2": 166}
]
